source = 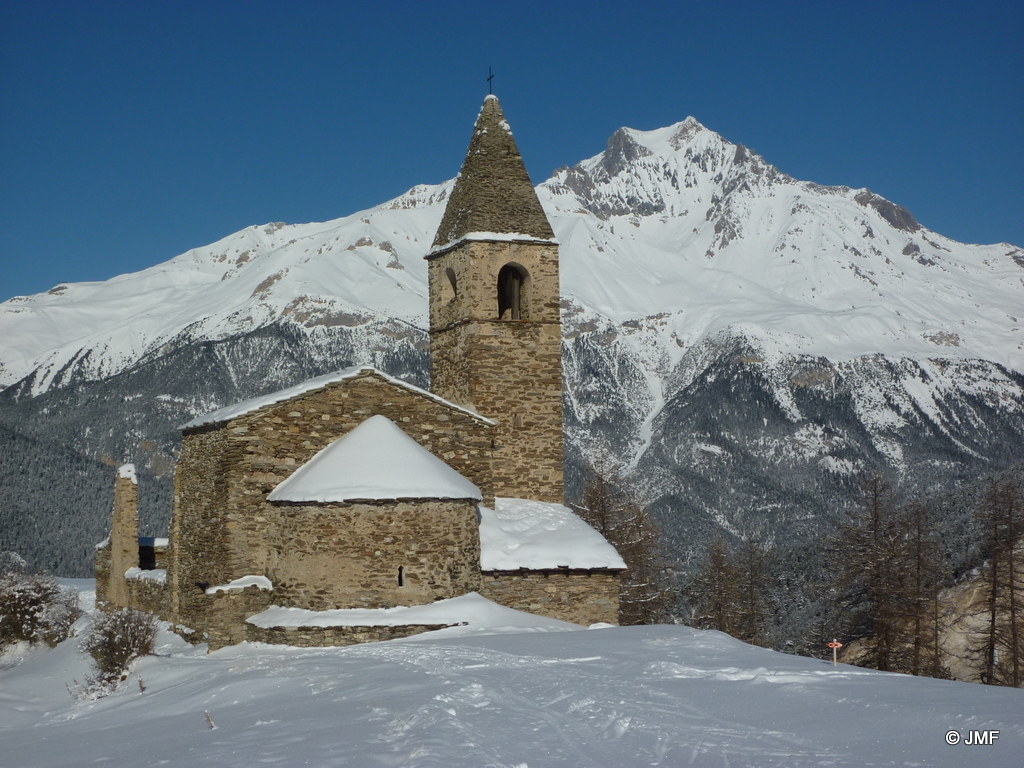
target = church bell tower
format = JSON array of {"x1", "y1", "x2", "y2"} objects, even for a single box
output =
[{"x1": 426, "y1": 95, "x2": 564, "y2": 503}]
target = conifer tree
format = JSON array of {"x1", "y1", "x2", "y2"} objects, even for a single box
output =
[
  {"x1": 687, "y1": 535, "x2": 739, "y2": 635},
  {"x1": 573, "y1": 458, "x2": 676, "y2": 625},
  {"x1": 830, "y1": 475, "x2": 909, "y2": 672},
  {"x1": 900, "y1": 501, "x2": 948, "y2": 677},
  {"x1": 734, "y1": 537, "x2": 773, "y2": 646},
  {"x1": 687, "y1": 535, "x2": 774, "y2": 645},
  {"x1": 967, "y1": 474, "x2": 1024, "y2": 687}
]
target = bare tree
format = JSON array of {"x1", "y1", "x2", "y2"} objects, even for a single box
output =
[
  {"x1": 828, "y1": 477, "x2": 957, "y2": 677},
  {"x1": 900, "y1": 502, "x2": 949, "y2": 678},
  {"x1": 687, "y1": 535, "x2": 774, "y2": 646},
  {"x1": 967, "y1": 475, "x2": 1024, "y2": 687},
  {"x1": 573, "y1": 458, "x2": 676, "y2": 625},
  {"x1": 830, "y1": 475, "x2": 909, "y2": 672}
]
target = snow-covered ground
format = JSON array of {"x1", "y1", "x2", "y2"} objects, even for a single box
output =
[{"x1": 2, "y1": 581, "x2": 1020, "y2": 767}]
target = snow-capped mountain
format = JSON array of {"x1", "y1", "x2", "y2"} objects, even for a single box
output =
[
  {"x1": 4, "y1": 117, "x2": 1021, "y2": 394},
  {"x1": 2, "y1": 118, "x2": 1022, "y2": 620},
  {"x1": 546, "y1": 118, "x2": 1022, "y2": 367}
]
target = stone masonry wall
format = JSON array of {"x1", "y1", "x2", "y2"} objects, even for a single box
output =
[
  {"x1": 246, "y1": 623, "x2": 454, "y2": 648},
  {"x1": 168, "y1": 426, "x2": 232, "y2": 631},
  {"x1": 125, "y1": 575, "x2": 170, "y2": 619},
  {"x1": 95, "y1": 543, "x2": 111, "y2": 606},
  {"x1": 428, "y1": 240, "x2": 560, "y2": 337},
  {"x1": 271, "y1": 499, "x2": 481, "y2": 610},
  {"x1": 429, "y1": 241, "x2": 564, "y2": 503},
  {"x1": 169, "y1": 370, "x2": 493, "y2": 637},
  {"x1": 202, "y1": 585, "x2": 274, "y2": 650},
  {"x1": 480, "y1": 569, "x2": 621, "y2": 626}
]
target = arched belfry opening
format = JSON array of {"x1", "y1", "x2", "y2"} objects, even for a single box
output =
[{"x1": 497, "y1": 263, "x2": 530, "y2": 320}]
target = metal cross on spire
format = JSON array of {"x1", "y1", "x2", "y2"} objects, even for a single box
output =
[{"x1": 487, "y1": 67, "x2": 494, "y2": 94}]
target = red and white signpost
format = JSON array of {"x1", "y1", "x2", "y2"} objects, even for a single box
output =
[{"x1": 827, "y1": 640, "x2": 843, "y2": 667}]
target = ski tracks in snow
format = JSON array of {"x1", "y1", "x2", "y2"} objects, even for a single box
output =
[{"x1": 343, "y1": 636, "x2": 840, "y2": 767}]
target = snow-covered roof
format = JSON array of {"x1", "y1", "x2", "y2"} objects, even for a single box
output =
[
  {"x1": 267, "y1": 415, "x2": 482, "y2": 503},
  {"x1": 180, "y1": 365, "x2": 494, "y2": 430},
  {"x1": 117, "y1": 463, "x2": 137, "y2": 484},
  {"x1": 428, "y1": 231, "x2": 559, "y2": 257},
  {"x1": 479, "y1": 497, "x2": 627, "y2": 571},
  {"x1": 246, "y1": 592, "x2": 580, "y2": 632}
]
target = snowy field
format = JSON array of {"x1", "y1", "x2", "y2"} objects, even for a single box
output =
[{"x1": 1, "y1": 581, "x2": 1021, "y2": 768}]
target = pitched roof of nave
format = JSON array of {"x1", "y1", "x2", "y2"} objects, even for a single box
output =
[{"x1": 180, "y1": 365, "x2": 494, "y2": 431}]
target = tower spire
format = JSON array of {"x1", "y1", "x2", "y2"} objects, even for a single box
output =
[{"x1": 432, "y1": 96, "x2": 555, "y2": 249}]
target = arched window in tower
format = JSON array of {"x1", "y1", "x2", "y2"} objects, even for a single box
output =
[{"x1": 497, "y1": 263, "x2": 530, "y2": 320}]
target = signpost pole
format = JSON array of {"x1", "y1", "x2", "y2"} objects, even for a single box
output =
[{"x1": 828, "y1": 639, "x2": 843, "y2": 667}]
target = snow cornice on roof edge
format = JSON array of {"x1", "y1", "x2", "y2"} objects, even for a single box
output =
[
  {"x1": 426, "y1": 231, "x2": 559, "y2": 260},
  {"x1": 180, "y1": 365, "x2": 495, "y2": 430}
]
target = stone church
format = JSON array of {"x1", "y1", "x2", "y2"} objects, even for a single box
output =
[{"x1": 96, "y1": 95, "x2": 626, "y2": 649}]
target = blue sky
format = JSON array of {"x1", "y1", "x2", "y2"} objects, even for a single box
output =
[{"x1": 2, "y1": 1, "x2": 1021, "y2": 302}]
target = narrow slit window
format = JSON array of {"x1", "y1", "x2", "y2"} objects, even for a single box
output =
[
  {"x1": 445, "y1": 267, "x2": 458, "y2": 301},
  {"x1": 398, "y1": 566, "x2": 406, "y2": 587}
]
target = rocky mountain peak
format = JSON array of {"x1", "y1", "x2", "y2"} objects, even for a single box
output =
[
  {"x1": 601, "y1": 128, "x2": 655, "y2": 177},
  {"x1": 853, "y1": 190, "x2": 921, "y2": 234}
]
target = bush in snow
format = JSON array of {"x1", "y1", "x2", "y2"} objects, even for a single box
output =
[
  {"x1": 0, "y1": 560, "x2": 81, "y2": 649},
  {"x1": 81, "y1": 607, "x2": 158, "y2": 682}
]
